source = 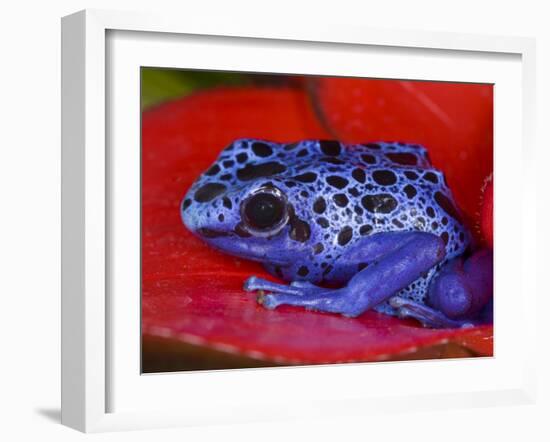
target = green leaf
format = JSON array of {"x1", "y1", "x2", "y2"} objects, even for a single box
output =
[{"x1": 141, "y1": 68, "x2": 248, "y2": 109}]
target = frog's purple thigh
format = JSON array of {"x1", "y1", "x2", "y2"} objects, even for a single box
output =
[{"x1": 389, "y1": 249, "x2": 493, "y2": 327}]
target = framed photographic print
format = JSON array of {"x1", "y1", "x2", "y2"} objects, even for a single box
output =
[{"x1": 61, "y1": 9, "x2": 537, "y2": 433}]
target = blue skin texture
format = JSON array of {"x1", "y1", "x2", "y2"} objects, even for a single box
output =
[{"x1": 181, "y1": 139, "x2": 493, "y2": 328}]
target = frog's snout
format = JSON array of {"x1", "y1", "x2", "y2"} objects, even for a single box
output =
[
  {"x1": 180, "y1": 197, "x2": 197, "y2": 232},
  {"x1": 180, "y1": 196, "x2": 233, "y2": 240}
]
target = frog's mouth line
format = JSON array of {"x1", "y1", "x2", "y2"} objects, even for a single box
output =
[
  {"x1": 197, "y1": 228, "x2": 229, "y2": 238},
  {"x1": 196, "y1": 228, "x2": 290, "y2": 266}
]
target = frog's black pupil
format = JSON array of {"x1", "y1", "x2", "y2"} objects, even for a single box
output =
[{"x1": 244, "y1": 193, "x2": 284, "y2": 230}]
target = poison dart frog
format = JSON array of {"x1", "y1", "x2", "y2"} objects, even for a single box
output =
[{"x1": 181, "y1": 139, "x2": 493, "y2": 328}]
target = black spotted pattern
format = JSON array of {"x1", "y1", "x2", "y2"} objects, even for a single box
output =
[
  {"x1": 352, "y1": 168, "x2": 366, "y2": 183},
  {"x1": 293, "y1": 172, "x2": 317, "y2": 183},
  {"x1": 424, "y1": 172, "x2": 438, "y2": 183},
  {"x1": 362, "y1": 194, "x2": 398, "y2": 214},
  {"x1": 319, "y1": 140, "x2": 341, "y2": 156},
  {"x1": 372, "y1": 170, "x2": 397, "y2": 186},
  {"x1": 386, "y1": 152, "x2": 418, "y2": 165},
  {"x1": 313, "y1": 197, "x2": 326, "y2": 214},
  {"x1": 252, "y1": 142, "x2": 273, "y2": 157},
  {"x1": 359, "y1": 224, "x2": 373, "y2": 236},
  {"x1": 403, "y1": 184, "x2": 417, "y2": 199},
  {"x1": 194, "y1": 183, "x2": 226, "y2": 202},
  {"x1": 183, "y1": 139, "x2": 469, "y2": 303},
  {"x1": 333, "y1": 193, "x2": 349, "y2": 207},
  {"x1": 326, "y1": 175, "x2": 348, "y2": 189},
  {"x1": 205, "y1": 164, "x2": 221, "y2": 176},
  {"x1": 361, "y1": 154, "x2": 376, "y2": 164},
  {"x1": 337, "y1": 226, "x2": 353, "y2": 246},
  {"x1": 236, "y1": 162, "x2": 286, "y2": 181}
]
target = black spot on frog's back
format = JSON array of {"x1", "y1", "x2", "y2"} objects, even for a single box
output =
[
  {"x1": 313, "y1": 197, "x2": 327, "y2": 214},
  {"x1": 351, "y1": 168, "x2": 366, "y2": 183},
  {"x1": 319, "y1": 140, "x2": 342, "y2": 156},
  {"x1": 222, "y1": 196, "x2": 232, "y2": 209},
  {"x1": 251, "y1": 141, "x2": 273, "y2": 157},
  {"x1": 361, "y1": 194, "x2": 398, "y2": 214},
  {"x1": 359, "y1": 224, "x2": 373, "y2": 236},
  {"x1": 363, "y1": 143, "x2": 381, "y2": 150},
  {"x1": 205, "y1": 164, "x2": 221, "y2": 176},
  {"x1": 403, "y1": 184, "x2": 417, "y2": 199},
  {"x1": 313, "y1": 243, "x2": 324, "y2": 254},
  {"x1": 236, "y1": 152, "x2": 248, "y2": 163},
  {"x1": 349, "y1": 188, "x2": 360, "y2": 197},
  {"x1": 293, "y1": 172, "x2": 318, "y2": 183},
  {"x1": 385, "y1": 152, "x2": 418, "y2": 166},
  {"x1": 361, "y1": 154, "x2": 376, "y2": 164},
  {"x1": 288, "y1": 207, "x2": 311, "y2": 242},
  {"x1": 316, "y1": 217, "x2": 329, "y2": 228},
  {"x1": 372, "y1": 170, "x2": 397, "y2": 186},
  {"x1": 337, "y1": 226, "x2": 353, "y2": 246},
  {"x1": 333, "y1": 193, "x2": 349, "y2": 207},
  {"x1": 194, "y1": 183, "x2": 226, "y2": 202},
  {"x1": 423, "y1": 172, "x2": 439, "y2": 184},
  {"x1": 326, "y1": 175, "x2": 349, "y2": 189},
  {"x1": 236, "y1": 162, "x2": 287, "y2": 181},
  {"x1": 404, "y1": 171, "x2": 419, "y2": 180}
]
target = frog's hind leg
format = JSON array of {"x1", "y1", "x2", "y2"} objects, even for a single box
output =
[
  {"x1": 391, "y1": 249, "x2": 493, "y2": 328},
  {"x1": 245, "y1": 232, "x2": 446, "y2": 317}
]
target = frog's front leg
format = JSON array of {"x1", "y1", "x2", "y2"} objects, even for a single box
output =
[
  {"x1": 243, "y1": 278, "x2": 330, "y2": 296},
  {"x1": 245, "y1": 232, "x2": 445, "y2": 317},
  {"x1": 390, "y1": 249, "x2": 493, "y2": 328}
]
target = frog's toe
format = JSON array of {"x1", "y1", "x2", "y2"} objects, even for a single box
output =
[
  {"x1": 257, "y1": 292, "x2": 311, "y2": 310},
  {"x1": 244, "y1": 276, "x2": 302, "y2": 295},
  {"x1": 257, "y1": 293, "x2": 280, "y2": 310},
  {"x1": 243, "y1": 276, "x2": 261, "y2": 291}
]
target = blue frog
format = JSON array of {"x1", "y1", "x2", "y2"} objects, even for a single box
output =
[{"x1": 181, "y1": 139, "x2": 493, "y2": 328}]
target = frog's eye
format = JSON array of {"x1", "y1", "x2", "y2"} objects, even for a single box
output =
[{"x1": 241, "y1": 187, "x2": 288, "y2": 236}]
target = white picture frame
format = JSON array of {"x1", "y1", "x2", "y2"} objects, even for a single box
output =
[{"x1": 61, "y1": 9, "x2": 537, "y2": 433}]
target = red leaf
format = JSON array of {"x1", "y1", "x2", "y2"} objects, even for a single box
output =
[
  {"x1": 142, "y1": 86, "x2": 493, "y2": 368},
  {"x1": 311, "y1": 77, "x2": 493, "y2": 228}
]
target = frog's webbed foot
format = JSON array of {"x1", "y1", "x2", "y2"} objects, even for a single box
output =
[{"x1": 389, "y1": 296, "x2": 475, "y2": 329}]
